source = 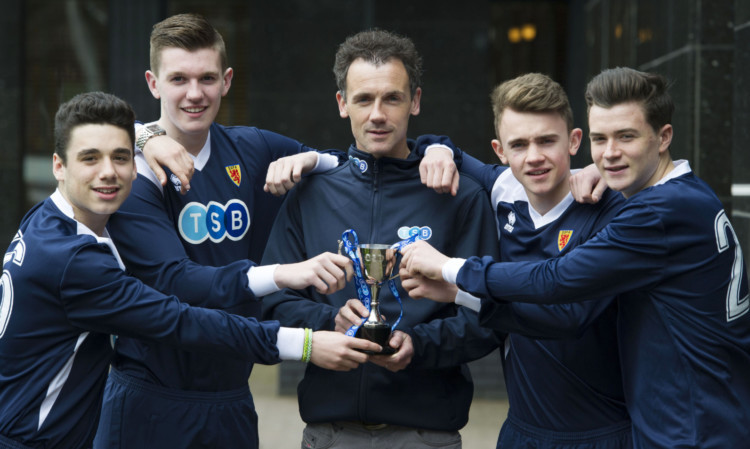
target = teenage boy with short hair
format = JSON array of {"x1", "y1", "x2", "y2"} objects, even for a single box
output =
[
  {"x1": 0, "y1": 92, "x2": 379, "y2": 449},
  {"x1": 402, "y1": 67, "x2": 750, "y2": 449},
  {"x1": 95, "y1": 14, "x2": 382, "y2": 449},
  {"x1": 406, "y1": 73, "x2": 631, "y2": 448}
]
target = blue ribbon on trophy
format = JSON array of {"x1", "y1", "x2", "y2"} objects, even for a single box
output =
[
  {"x1": 339, "y1": 229, "x2": 373, "y2": 337},
  {"x1": 339, "y1": 229, "x2": 422, "y2": 353}
]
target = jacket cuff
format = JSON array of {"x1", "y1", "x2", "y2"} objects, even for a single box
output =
[
  {"x1": 424, "y1": 144, "x2": 454, "y2": 159},
  {"x1": 311, "y1": 153, "x2": 339, "y2": 173},
  {"x1": 455, "y1": 289, "x2": 481, "y2": 312},
  {"x1": 277, "y1": 327, "x2": 305, "y2": 361},
  {"x1": 248, "y1": 264, "x2": 280, "y2": 297},
  {"x1": 442, "y1": 258, "x2": 466, "y2": 284}
]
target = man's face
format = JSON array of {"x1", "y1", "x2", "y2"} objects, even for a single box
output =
[
  {"x1": 336, "y1": 58, "x2": 421, "y2": 159},
  {"x1": 588, "y1": 102, "x2": 672, "y2": 198},
  {"x1": 493, "y1": 109, "x2": 581, "y2": 213},
  {"x1": 53, "y1": 124, "x2": 137, "y2": 235},
  {"x1": 146, "y1": 47, "x2": 233, "y2": 149}
]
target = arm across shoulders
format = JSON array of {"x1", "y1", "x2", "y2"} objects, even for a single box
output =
[
  {"x1": 458, "y1": 201, "x2": 669, "y2": 305},
  {"x1": 108, "y1": 173, "x2": 257, "y2": 308}
]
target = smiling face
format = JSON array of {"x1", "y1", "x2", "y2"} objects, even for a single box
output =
[
  {"x1": 146, "y1": 46, "x2": 233, "y2": 154},
  {"x1": 588, "y1": 101, "x2": 673, "y2": 198},
  {"x1": 53, "y1": 123, "x2": 137, "y2": 235},
  {"x1": 336, "y1": 58, "x2": 421, "y2": 159},
  {"x1": 493, "y1": 108, "x2": 581, "y2": 214}
]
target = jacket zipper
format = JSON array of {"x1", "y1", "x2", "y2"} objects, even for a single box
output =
[{"x1": 358, "y1": 158, "x2": 380, "y2": 421}]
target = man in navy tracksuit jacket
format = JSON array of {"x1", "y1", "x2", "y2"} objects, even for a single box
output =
[
  {"x1": 261, "y1": 29, "x2": 500, "y2": 448},
  {"x1": 262, "y1": 143, "x2": 500, "y2": 445}
]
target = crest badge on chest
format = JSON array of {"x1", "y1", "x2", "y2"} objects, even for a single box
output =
[
  {"x1": 558, "y1": 230, "x2": 573, "y2": 252},
  {"x1": 226, "y1": 164, "x2": 241, "y2": 187}
]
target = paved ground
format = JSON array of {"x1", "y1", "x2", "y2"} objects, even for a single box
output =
[{"x1": 250, "y1": 364, "x2": 508, "y2": 448}]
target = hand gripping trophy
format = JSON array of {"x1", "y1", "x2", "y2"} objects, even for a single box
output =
[{"x1": 339, "y1": 229, "x2": 416, "y2": 354}]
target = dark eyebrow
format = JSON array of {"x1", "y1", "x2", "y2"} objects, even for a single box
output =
[
  {"x1": 165, "y1": 70, "x2": 220, "y2": 78},
  {"x1": 112, "y1": 148, "x2": 133, "y2": 157},
  {"x1": 350, "y1": 92, "x2": 372, "y2": 101},
  {"x1": 76, "y1": 148, "x2": 101, "y2": 159},
  {"x1": 506, "y1": 138, "x2": 529, "y2": 147}
]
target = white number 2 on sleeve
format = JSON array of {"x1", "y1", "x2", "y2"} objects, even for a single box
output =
[{"x1": 715, "y1": 210, "x2": 749, "y2": 321}]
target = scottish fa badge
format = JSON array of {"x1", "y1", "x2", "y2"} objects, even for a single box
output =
[
  {"x1": 226, "y1": 164, "x2": 241, "y2": 187},
  {"x1": 558, "y1": 230, "x2": 573, "y2": 252}
]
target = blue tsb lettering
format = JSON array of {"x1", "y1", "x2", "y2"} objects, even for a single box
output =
[
  {"x1": 397, "y1": 226, "x2": 432, "y2": 241},
  {"x1": 178, "y1": 200, "x2": 250, "y2": 244}
]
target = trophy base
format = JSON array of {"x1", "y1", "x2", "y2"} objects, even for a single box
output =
[{"x1": 356, "y1": 324, "x2": 395, "y2": 355}]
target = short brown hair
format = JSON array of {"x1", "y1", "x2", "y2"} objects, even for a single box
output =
[
  {"x1": 333, "y1": 29, "x2": 422, "y2": 101},
  {"x1": 149, "y1": 13, "x2": 227, "y2": 75},
  {"x1": 585, "y1": 67, "x2": 673, "y2": 132},
  {"x1": 54, "y1": 92, "x2": 135, "y2": 164},
  {"x1": 491, "y1": 73, "x2": 574, "y2": 138}
]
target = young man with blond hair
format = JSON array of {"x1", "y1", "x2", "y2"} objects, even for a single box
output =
[{"x1": 406, "y1": 73, "x2": 631, "y2": 448}]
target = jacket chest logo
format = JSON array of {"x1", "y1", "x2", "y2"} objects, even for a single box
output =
[
  {"x1": 170, "y1": 173, "x2": 182, "y2": 192},
  {"x1": 349, "y1": 156, "x2": 368, "y2": 173},
  {"x1": 397, "y1": 226, "x2": 433, "y2": 241},
  {"x1": 225, "y1": 164, "x2": 241, "y2": 187},
  {"x1": 557, "y1": 230, "x2": 573, "y2": 252},
  {"x1": 504, "y1": 211, "x2": 516, "y2": 233}
]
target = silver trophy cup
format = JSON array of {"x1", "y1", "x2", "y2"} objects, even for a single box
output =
[{"x1": 356, "y1": 244, "x2": 401, "y2": 354}]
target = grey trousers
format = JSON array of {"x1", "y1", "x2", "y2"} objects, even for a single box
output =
[{"x1": 301, "y1": 422, "x2": 462, "y2": 449}]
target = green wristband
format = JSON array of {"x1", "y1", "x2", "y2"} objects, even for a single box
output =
[{"x1": 302, "y1": 328, "x2": 313, "y2": 363}]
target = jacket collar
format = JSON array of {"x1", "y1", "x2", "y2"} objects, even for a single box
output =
[{"x1": 345, "y1": 140, "x2": 420, "y2": 178}]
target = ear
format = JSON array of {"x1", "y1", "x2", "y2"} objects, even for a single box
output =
[
  {"x1": 569, "y1": 128, "x2": 583, "y2": 156},
  {"x1": 52, "y1": 153, "x2": 66, "y2": 183},
  {"x1": 130, "y1": 156, "x2": 138, "y2": 181},
  {"x1": 491, "y1": 139, "x2": 508, "y2": 164},
  {"x1": 336, "y1": 91, "x2": 349, "y2": 119},
  {"x1": 145, "y1": 70, "x2": 160, "y2": 100},
  {"x1": 658, "y1": 124, "x2": 673, "y2": 153},
  {"x1": 410, "y1": 87, "x2": 422, "y2": 116},
  {"x1": 221, "y1": 67, "x2": 234, "y2": 96}
]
